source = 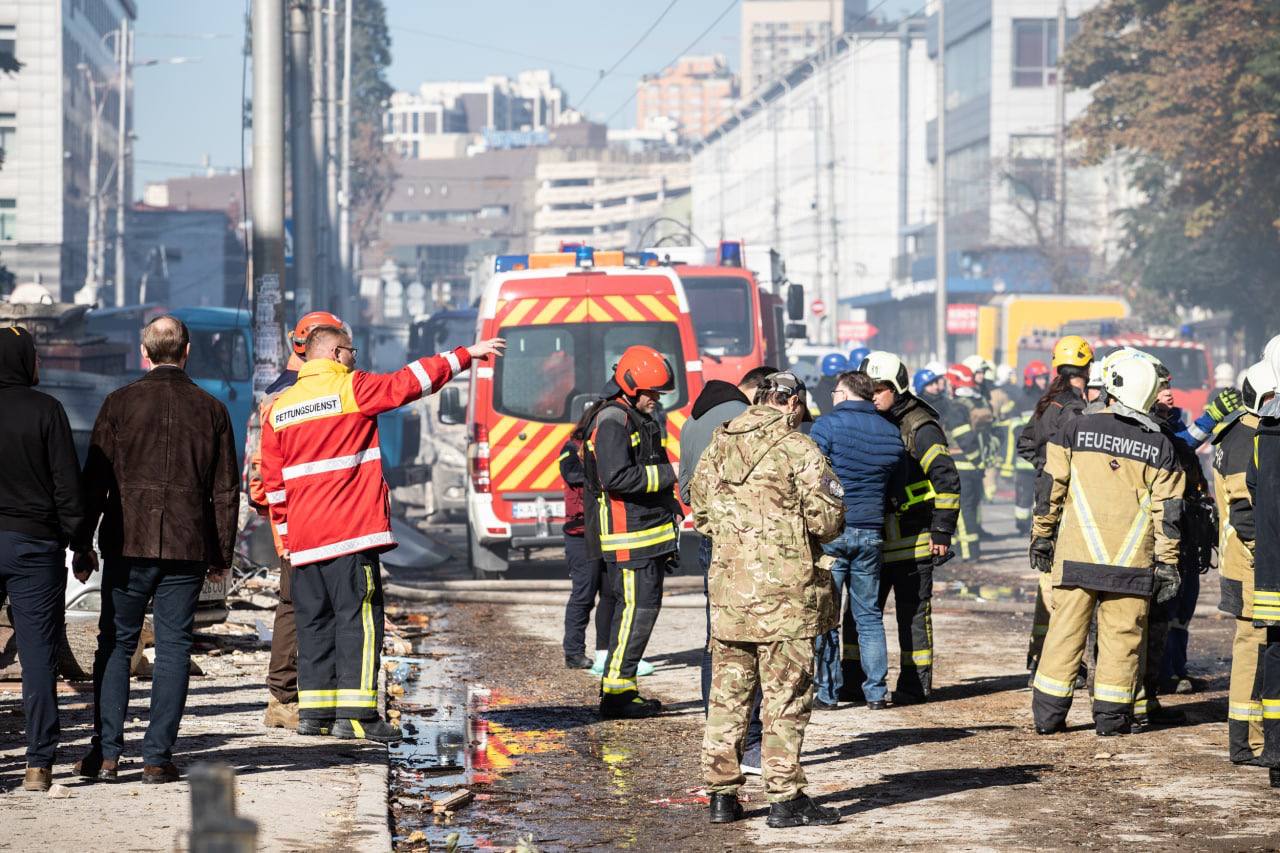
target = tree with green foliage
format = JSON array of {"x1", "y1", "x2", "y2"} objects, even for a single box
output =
[{"x1": 1066, "y1": 0, "x2": 1280, "y2": 351}]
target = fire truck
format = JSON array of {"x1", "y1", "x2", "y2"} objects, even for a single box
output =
[
  {"x1": 646, "y1": 241, "x2": 805, "y2": 385},
  {"x1": 452, "y1": 247, "x2": 705, "y2": 577}
]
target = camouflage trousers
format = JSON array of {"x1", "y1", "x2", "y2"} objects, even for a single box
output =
[{"x1": 702, "y1": 636, "x2": 815, "y2": 803}]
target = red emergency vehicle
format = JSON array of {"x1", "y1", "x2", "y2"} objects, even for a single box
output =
[
  {"x1": 649, "y1": 241, "x2": 800, "y2": 385},
  {"x1": 459, "y1": 247, "x2": 705, "y2": 577},
  {"x1": 1095, "y1": 337, "x2": 1215, "y2": 414}
]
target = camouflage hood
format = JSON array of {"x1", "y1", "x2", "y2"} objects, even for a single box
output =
[{"x1": 715, "y1": 405, "x2": 797, "y2": 486}]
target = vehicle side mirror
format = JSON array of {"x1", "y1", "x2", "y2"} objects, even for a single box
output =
[
  {"x1": 787, "y1": 284, "x2": 805, "y2": 321},
  {"x1": 438, "y1": 386, "x2": 465, "y2": 425},
  {"x1": 785, "y1": 323, "x2": 808, "y2": 340}
]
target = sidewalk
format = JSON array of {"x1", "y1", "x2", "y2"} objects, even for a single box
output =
[{"x1": 0, "y1": 620, "x2": 390, "y2": 852}]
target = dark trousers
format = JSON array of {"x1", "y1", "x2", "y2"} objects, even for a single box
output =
[
  {"x1": 92, "y1": 557, "x2": 204, "y2": 766},
  {"x1": 698, "y1": 536, "x2": 762, "y2": 761},
  {"x1": 562, "y1": 534, "x2": 615, "y2": 658},
  {"x1": 294, "y1": 550, "x2": 384, "y2": 721},
  {"x1": 266, "y1": 558, "x2": 297, "y2": 703},
  {"x1": 0, "y1": 530, "x2": 65, "y2": 768},
  {"x1": 1160, "y1": 566, "x2": 1200, "y2": 683},
  {"x1": 600, "y1": 558, "x2": 663, "y2": 702},
  {"x1": 880, "y1": 558, "x2": 934, "y2": 698},
  {"x1": 957, "y1": 470, "x2": 984, "y2": 559}
]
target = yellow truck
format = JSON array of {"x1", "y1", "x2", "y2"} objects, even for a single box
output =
[{"x1": 975, "y1": 294, "x2": 1130, "y2": 369}]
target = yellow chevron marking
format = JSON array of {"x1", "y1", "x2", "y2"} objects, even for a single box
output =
[
  {"x1": 498, "y1": 424, "x2": 573, "y2": 492},
  {"x1": 488, "y1": 416, "x2": 520, "y2": 447},
  {"x1": 532, "y1": 296, "x2": 571, "y2": 326},
  {"x1": 530, "y1": 427, "x2": 578, "y2": 490},
  {"x1": 604, "y1": 295, "x2": 646, "y2": 322},
  {"x1": 490, "y1": 423, "x2": 545, "y2": 479},
  {"x1": 562, "y1": 299, "x2": 589, "y2": 324},
  {"x1": 501, "y1": 299, "x2": 540, "y2": 329},
  {"x1": 636, "y1": 294, "x2": 675, "y2": 322}
]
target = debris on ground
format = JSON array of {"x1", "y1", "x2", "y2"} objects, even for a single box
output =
[{"x1": 432, "y1": 788, "x2": 473, "y2": 814}]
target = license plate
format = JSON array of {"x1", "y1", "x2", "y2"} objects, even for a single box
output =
[
  {"x1": 199, "y1": 575, "x2": 228, "y2": 603},
  {"x1": 510, "y1": 500, "x2": 565, "y2": 520}
]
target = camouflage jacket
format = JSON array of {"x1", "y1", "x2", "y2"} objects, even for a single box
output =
[{"x1": 689, "y1": 405, "x2": 846, "y2": 642}]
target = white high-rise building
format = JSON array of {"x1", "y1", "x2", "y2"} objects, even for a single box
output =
[
  {"x1": 740, "y1": 0, "x2": 871, "y2": 96},
  {"x1": 0, "y1": 0, "x2": 136, "y2": 300}
]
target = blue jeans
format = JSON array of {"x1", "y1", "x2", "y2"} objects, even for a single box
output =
[
  {"x1": 814, "y1": 527, "x2": 888, "y2": 704},
  {"x1": 92, "y1": 557, "x2": 205, "y2": 766}
]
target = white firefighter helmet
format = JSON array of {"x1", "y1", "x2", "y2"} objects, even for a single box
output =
[
  {"x1": 995, "y1": 363, "x2": 1016, "y2": 386},
  {"x1": 1105, "y1": 355, "x2": 1160, "y2": 412},
  {"x1": 861, "y1": 350, "x2": 910, "y2": 395},
  {"x1": 924, "y1": 360, "x2": 947, "y2": 377},
  {"x1": 1087, "y1": 361, "x2": 1105, "y2": 389},
  {"x1": 961, "y1": 354, "x2": 994, "y2": 383},
  {"x1": 1242, "y1": 360, "x2": 1280, "y2": 415},
  {"x1": 1266, "y1": 335, "x2": 1280, "y2": 381},
  {"x1": 1214, "y1": 362, "x2": 1236, "y2": 387},
  {"x1": 1102, "y1": 346, "x2": 1168, "y2": 383}
]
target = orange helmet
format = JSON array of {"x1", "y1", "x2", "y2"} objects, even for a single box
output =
[
  {"x1": 613, "y1": 345, "x2": 674, "y2": 397},
  {"x1": 291, "y1": 310, "x2": 345, "y2": 355}
]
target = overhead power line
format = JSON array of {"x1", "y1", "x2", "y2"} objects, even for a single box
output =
[{"x1": 577, "y1": 0, "x2": 681, "y2": 109}]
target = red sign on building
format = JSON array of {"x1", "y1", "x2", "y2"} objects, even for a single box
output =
[{"x1": 946, "y1": 303, "x2": 980, "y2": 335}]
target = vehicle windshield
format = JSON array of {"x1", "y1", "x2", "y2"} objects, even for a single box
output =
[
  {"x1": 186, "y1": 329, "x2": 249, "y2": 382},
  {"x1": 1097, "y1": 345, "x2": 1208, "y2": 390},
  {"x1": 494, "y1": 321, "x2": 688, "y2": 423},
  {"x1": 681, "y1": 275, "x2": 754, "y2": 357},
  {"x1": 412, "y1": 313, "x2": 476, "y2": 355}
]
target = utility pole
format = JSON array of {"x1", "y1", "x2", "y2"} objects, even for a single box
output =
[
  {"x1": 337, "y1": 0, "x2": 353, "y2": 319},
  {"x1": 810, "y1": 98, "x2": 824, "y2": 342},
  {"x1": 325, "y1": 0, "x2": 339, "y2": 304},
  {"x1": 252, "y1": 0, "x2": 288, "y2": 400},
  {"x1": 310, "y1": 0, "x2": 328, "y2": 309},
  {"x1": 824, "y1": 5, "x2": 840, "y2": 344},
  {"x1": 77, "y1": 70, "x2": 106, "y2": 306},
  {"x1": 114, "y1": 20, "x2": 130, "y2": 306},
  {"x1": 288, "y1": 0, "x2": 316, "y2": 315},
  {"x1": 1054, "y1": 0, "x2": 1068, "y2": 256},
  {"x1": 934, "y1": 0, "x2": 948, "y2": 363}
]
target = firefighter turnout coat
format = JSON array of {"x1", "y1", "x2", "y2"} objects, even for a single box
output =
[
  {"x1": 1033, "y1": 405, "x2": 1184, "y2": 595},
  {"x1": 883, "y1": 394, "x2": 961, "y2": 565},
  {"x1": 583, "y1": 400, "x2": 682, "y2": 567},
  {"x1": 260, "y1": 348, "x2": 470, "y2": 566}
]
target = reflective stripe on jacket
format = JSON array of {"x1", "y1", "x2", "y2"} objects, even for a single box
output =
[
  {"x1": 259, "y1": 348, "x2": 469, "y2": 566},
  {"x1": 1213, "y1": 413, "x2": 1257, "y2": 617}
]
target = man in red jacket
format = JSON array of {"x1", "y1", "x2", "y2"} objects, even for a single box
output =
[{"x1": 260, "y1": 325, "x2": 503, "y2": 742}]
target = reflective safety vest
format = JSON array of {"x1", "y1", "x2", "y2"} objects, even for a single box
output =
[
  {"x1": 883, "y1": 396, "x2": 961, "y2": 565},
  {"x1": 582, "y1": 400, "x2": 681, "y2": 567}
]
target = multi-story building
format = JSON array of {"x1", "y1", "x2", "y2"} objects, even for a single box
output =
[
  {"x1": 0, "y1": 0, "x2": 136, "y2": 300},
  {"x1": 694, "y1": 24, "x2": 931, "y2": 343},
  {"x1": 382, "y1": 70, "x2": 567, "y2": 160},
  {"x1": 635, "y1": 55, "x2": 737, "y2": 142},
  {"x1": 531, "y1": 151, "x2": 691, "y2": 253},
  {"x1": 740, "y1": 0, "x2": 870, "y2": 96}
]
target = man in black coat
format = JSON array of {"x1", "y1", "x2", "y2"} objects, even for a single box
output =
[{"x1": 0, "y1": 326, "x2": 85, "y2": 791}]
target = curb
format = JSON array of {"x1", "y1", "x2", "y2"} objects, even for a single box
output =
[{"x1": 350, "y1": 668, "x2": 393, "y2": 851}]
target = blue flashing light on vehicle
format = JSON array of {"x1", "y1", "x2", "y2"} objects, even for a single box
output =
[{"x1": 718, "y1": 240, "x2": 743, "y2": 267}]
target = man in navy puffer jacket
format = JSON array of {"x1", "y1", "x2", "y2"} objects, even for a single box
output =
[{"x1": 810, "y1": 370, "x2": 906, "y2": 709}]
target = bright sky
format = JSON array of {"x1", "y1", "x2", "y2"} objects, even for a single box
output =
[{"x1": 131, "y1": 0, "x2": 920, "y2": 190}]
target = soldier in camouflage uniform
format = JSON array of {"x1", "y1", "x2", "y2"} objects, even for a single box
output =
[{"x1": 689, "y1": 372, "x2": 846, "y2": 828}]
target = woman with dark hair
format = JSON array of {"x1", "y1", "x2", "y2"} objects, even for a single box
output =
[{"x1": 1016, "y1": 335, "x2": 1094, "y2": 682}]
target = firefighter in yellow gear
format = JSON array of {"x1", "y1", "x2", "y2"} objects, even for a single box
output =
[
  {"x1": 944, "y1": 363, "x2": 991, "y2": 561},
  {"x1": 1215, "y1": 361, "x2": 1279, "y2": 764},
  {"x1": 1030, "y1": 354, "x2": 1184, "y2": 736}
]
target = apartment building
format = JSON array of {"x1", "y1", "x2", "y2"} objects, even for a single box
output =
[
  {"x1": 740, "y1": 0, "x2": 870, "y2": 96},
  {"x1": 0, "y1": 0, "x2": 136, "y2": 299},
  {"x1": 635, "y1": 55, "x2": 737, "y2": 142}
]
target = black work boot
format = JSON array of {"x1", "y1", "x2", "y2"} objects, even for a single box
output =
[
  {"x1": 600, "y1": 693, "x2": 662, "y2": 720},
  {"x1": 709, "y1": 793, "x2": 744, "y2": 824},
  {"x1": 297, "y1": 717, "x2": 334, "y2": 737},
  {"x1": 332, "y1": 718, "x2": 403, "y2": 743},
  {"x1": 1271, "y1": 767, "x2": 1280, "y2": 789},
  {"x1": 565, "y1": 654, "x2": 594, "y2": 670},
  {"x1": 766, "y1": 794, "x2": 841, "y2": 828}
]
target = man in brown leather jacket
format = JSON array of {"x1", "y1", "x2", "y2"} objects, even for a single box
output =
[{"x1": 72, "y1": 315, "x2": 239, "y2": 785}]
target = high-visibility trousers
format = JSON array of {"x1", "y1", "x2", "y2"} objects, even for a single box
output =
[
  {"x1": 1032, "y1": 586, "x2": 1147, "y2": 735},
  {"x1": 294, "y1": 550, "x2": 383, "y2": 721},
  {"x1": 600, "y1": 559, "x2": 663, "y2": 703},
  {"x1": 880, "y1": 557, "x2": 934, "y2": 699},
  {"x1": 1229, "y1": 618, "x2": 1266, "y2": 763}
]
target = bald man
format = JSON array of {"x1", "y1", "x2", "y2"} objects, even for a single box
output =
[{"x1": 73, "y1": 314, "x2": 240, "y2": 785}]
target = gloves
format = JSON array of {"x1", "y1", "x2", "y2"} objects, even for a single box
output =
[
  {"x1": 1205, "y1": 388, "x2": 1242, "y2": 423},
  {"x1": 1029, "y1": 537, "x2": 1054, "y2": 573},
  {"x1": 1153, "y1": 562, "x2": 1181, "y2": 604}
]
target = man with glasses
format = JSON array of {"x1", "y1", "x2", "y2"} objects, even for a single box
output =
[{"x1": 260, "y1": 325, "x2": 504, "y2": 742}]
